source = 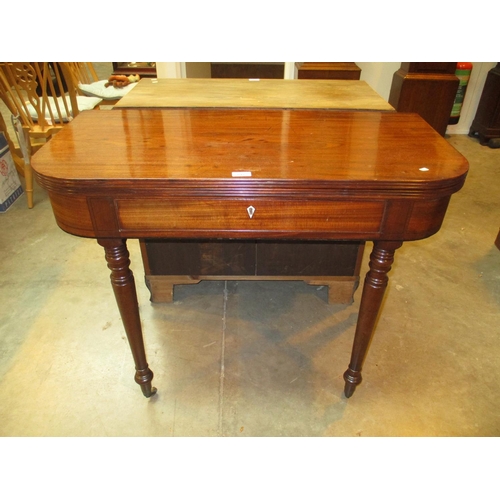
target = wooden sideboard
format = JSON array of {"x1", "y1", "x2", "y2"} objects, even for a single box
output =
[
  {"x1": 389, "y1": 62, "x2": 459, "y2": 136},
  {"x1": 296, "y1": 62, "x2": 361, "y2": 80},
  {"x1": 210, "y1": 63, "x2": 285, "y2": 79}
]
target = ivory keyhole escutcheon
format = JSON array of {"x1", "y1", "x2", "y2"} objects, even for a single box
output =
[{"x1": 247, "y1": 206, "x2": 255, "y2": 219}]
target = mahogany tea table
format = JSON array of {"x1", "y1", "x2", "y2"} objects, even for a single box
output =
[{"x1": 31, "y1": 109, "x2": 468, "y2": 398}]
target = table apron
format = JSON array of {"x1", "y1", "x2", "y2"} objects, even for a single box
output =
[
  {"x1": 47, "y1": 193, "x2": 451, "y2": 241},
  {"x1": 117, "y1": 198, "x2": 384, "y2": 232}
]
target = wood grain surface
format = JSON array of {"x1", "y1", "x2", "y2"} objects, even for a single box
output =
[
  {"x1": 33, "y1": 109, "x2": 466, "y2": 188},
  {"x1": 115, "y1": 78, "x2": 394, "y2": 111}
]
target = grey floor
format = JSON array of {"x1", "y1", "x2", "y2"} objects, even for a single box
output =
[{"x1": 1, "y1": 69, "x2": 499, "y2": 436}]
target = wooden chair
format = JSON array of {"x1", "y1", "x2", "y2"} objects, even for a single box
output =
[
  {"x1": 66, "y1": 62, "x2": 100, "y2": 85},
  {"x1": 0, "y1": 62, "x2": 102, "y2": 208},
  {"x1": 65, "y1": 62, "x2": 139, "y2": 106}
]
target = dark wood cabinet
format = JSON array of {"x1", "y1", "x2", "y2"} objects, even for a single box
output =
[
  {"x1": 296, "y1": 62, "x2": 361, "y2": 80},
  {"x1": 210, "y1": 63, "x2": 285, "y2": 79},
  {"x1": 389, "y1": 63, "x2": 459, "y2": 136},
  {"x1": 469, "y1": 63, "x2": 500, "y2": 148}
]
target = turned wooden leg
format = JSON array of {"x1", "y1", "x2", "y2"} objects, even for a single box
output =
[
  {"x1": 343, "y1": 241, "x2": 402, "y2": 398},
  {"x1": 98, "y1": 238, "x2": 157, "y2": 398}
]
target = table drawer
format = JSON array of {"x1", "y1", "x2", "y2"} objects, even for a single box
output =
[{"x1": 117, "y1": 199, "x2": 385, "y2": 234}]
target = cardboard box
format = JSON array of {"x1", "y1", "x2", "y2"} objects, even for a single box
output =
[{"x1": 0, "y1": 132, "x2": 23, "y2": 212}]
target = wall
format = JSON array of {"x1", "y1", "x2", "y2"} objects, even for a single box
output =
[
  {"x1": 355, "y1": 62, "x2": 401, "y2": 101},
  {"x1": 156, "y1": 62, "x2": 185, "y2": 78}
]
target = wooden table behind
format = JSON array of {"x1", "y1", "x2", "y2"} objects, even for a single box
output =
[{"x1": 115, "y1": 78, "x2": 394, "y2": 111}]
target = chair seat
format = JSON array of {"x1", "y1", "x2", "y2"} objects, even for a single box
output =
[
  {"x1": 26, "y1": 95, "x2": 102, "y2": 122},
  {"x1": 78, "y1": 80, "x2": 138, "y2": 100}
]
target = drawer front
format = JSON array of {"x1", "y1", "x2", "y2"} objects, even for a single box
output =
[{"x1": 117, "y1": 199, "x2": 385, "y2": 234}]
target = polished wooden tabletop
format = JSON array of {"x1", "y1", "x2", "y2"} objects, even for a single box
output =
[
  {"x1": 34, "y1": 108, "x2": 465, "y2": 188},
  {"x1": 114, "y1": 78, "x2": 395, "y2": 111}
]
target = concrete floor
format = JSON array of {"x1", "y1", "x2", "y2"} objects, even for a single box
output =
[{"x1": 1, "y1": 73, "x2": 499, "y2": 436}]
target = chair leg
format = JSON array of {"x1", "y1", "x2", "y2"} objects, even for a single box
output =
[
  {"x1": 20, "y1": 127, "x2": 36, "y2": 208},
  {"x1": 11, "y1": 149, "x2": 26, "y2": 178},
  {"x1": 24, "y1": 160, "x2": 34, "y2": 208}
]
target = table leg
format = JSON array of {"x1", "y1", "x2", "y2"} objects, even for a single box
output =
[
  {"x1": 343, "y1": 240, "x2": 402, "y2": 398},
  {"x1": 98, "y1": 238, "x2": 157, "y2": 398}
]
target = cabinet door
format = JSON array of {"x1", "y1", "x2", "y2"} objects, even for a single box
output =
[
  {"x1": 255, "y1": 241, "x2": 363, "y2": 276},
  {"x1": 142, "y1": 239, "x2": 364, "y2": 278},
  {"x1": 142, "y1": 240, "x2": 255, "y2": 275}
]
